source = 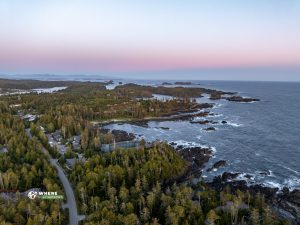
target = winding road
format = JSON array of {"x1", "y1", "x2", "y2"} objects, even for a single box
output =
[
  {"x1": 50, "y1": 159, "x2": 83, "y2": 225},
  {"x1": 26, "y1": 129, "x2": 84, "y2": 225}
]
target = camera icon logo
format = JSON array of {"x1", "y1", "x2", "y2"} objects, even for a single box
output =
[{"x1": 28, "y1": 191, "x2": 38, "y2": 199}]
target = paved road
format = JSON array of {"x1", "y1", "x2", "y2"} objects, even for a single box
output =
[
  {"x1": 26, "y1": 128, "x2": 84, "y2": 225},
  {"x1": 50, "y1": 159, "x2": 81, "y2": 225}
]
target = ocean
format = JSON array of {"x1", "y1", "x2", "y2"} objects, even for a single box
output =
[{"x1": 105, "y1": 80, "x2": 300, "y2": 190}]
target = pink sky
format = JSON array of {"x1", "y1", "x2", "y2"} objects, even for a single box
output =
[{"x1": 0, "y1": 1, "x2": 300, "y2": 75}]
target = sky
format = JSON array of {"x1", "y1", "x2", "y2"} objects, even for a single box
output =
[{"x1": 0, "y1": 0, "x2": 300, "y2": 81}]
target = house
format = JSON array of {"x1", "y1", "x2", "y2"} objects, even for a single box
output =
[
  {"x1": 66, "y1": 158, "x2": 76, "y2": 169},
  {"x1": 58, "y1": 144, "x2": 67, "y2": 154},
  {"x1": 72, "y1": 135, "x2": 81, "y2": 149},
  {"x1": 52, "y1": 131, "x2": 63, "y2": 143},
  {"x1": 47, "y1": 132, "x2": 67, "y2": 154},
  {"x1": 46, "y1": 134, "x2": 55, "y2": 147},
  {"x1": 0, "y1": 146, "x2": 8, "y2": 154},
  {"x1": 22, "y1": 114, "x2": 37, "y2": 121}
]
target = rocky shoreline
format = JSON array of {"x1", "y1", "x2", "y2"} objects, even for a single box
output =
[
  {"x1": 226, "y1": 96, "x2": 260, "y2": 102},
  {"x1": 100, "y1": 91, "x2": 299, "y2": 223},
  {"x1": 100, "y1": 129, "x2": 136, "y2": 142},
  {"x1": 100, "y1": 103, "x2": 214, "y2": 128},
  {"x1": 173, "y1": 144, "x2": 213, "y2": 178},
  {"x1": 102, "y1": 126, "x2": 300, "y2": 224},
  {"x1": 208, "y1": 172, "x2": 300, "y2": 224},
  {"x1": 210, "y1": 92, "x2": 260, "y2": 102}
]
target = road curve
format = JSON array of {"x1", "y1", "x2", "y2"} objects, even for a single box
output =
[
  {"x1": 50, "y1": 159, "x2": 80, "y2": 225},
  {"x1": 26, "y1": 129, "x2": 84, "y2": 224}
]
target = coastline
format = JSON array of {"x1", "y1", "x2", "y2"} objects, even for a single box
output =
[
  {"x1": 1, "y1": 78, "x2": 299, "y2": 223},
  {"x1": 100, "y1": 81, "x2": 300, "y2": 223}
]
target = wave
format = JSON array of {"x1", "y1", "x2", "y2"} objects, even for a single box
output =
[
  {"x1": 262, "y1": 177, "x2": 300, "y2": 190},
  {"x1": 233, "y1": 171, "x2": 300, "y2": 190},
  {"x1": 210, "y1": 147, "x2": 217, "y2": 153},
  {"x1": 283, "y1": 176, "x2": 300, "y2": 189},
  {"x1": 226, "y1": 121, "x2": 243, "y2": 127},
  {"x1": 170, "y1": 140, "x2": 216, "y2": 152},
  {"x1": 212, "y1": 103, "x2": 223, "y2": 109},
  {"x1": 207, "y1": 113, "x2": 223, "y2": 118},
  {"x1": 281, "y1": 165, "x2": 300, "y2": 176},
  {"x1": 263, "y1": 181, "x2": 283, "y2": 189}
]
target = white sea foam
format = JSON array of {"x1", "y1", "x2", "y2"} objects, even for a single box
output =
[
  {"x1": 226, "y1": 121, "x2": 242, "y2": 127},
  {"x1": 210, "y1": 147, "x2": 217, "y2": 153},
  {"x1": 264, "y1": 181, "x2": 283, "y2": 189},
  {"x1": 283, "y1": 177, "x2": 300, "y2": 190},
  {"x1": 213, "y1": 103, "x2": 223, "y2": 109},
  {"x1": 170, "y1": 140, "x2": 216, "y2": 152},
  {"x1": 236, "y1": 173, "x2": 249, "y2": 181},
  {"x1": 212, "y1": 169, "x2": 299, "y2": 191},
  {"x1": 255, "y1": 177, "x2": 300, "y2": 191},
  {"x1": 207, "y1": 113, "x2": 223, "y2": 118}
]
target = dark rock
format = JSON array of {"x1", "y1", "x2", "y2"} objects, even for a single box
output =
[
  {"x1": 259, "y1": 171, "x2": 271, "y2": 176},
  {"x1": 207, "y1": 160, "x2": 226, "y2": 172},
  {"x1": 158, "y1": 127, "x2": 170, "y2": 130},
  {"x1": 221, "y1": 172, "x2": 241, "y2": 181},
  {"x1": 199, "y1": 103, "x2": 214, "y2": 109},
  {"x1": 244, "y1": 174, "x2": 253, "y2": 179},
  {"x1": 190, "y1": 120, "x2": 212, "y2": 125},
  {"x1": 174, "y1": 82, "x2": 192, "y2": 85},
  {"x1": 203, "y1": 127, "x2": 216, "y2": 131},
  {"x1": 167, "y1": 111, "x2": 210, "y2": 122},
  {"x1": 176, "y1": 146, "x2": 213, "y2": 179},
  {"x1": 162, "y1": 82, "x2": 172, "y2": 85},
  {"x1": 210, "y1": 92, "x2": 222, "y2": 100},
  {"x1": 277, "y1": 189, "x2": 300, "y2": 224},
  {"x1": 128, "y1": 121, "x2": 149, "y2": 128},
  {"x1": 111, "y1": 130, "x2": 135, "y2": 142},
  {"x1": 207, "y1": 177, "x2": 300, "y2": 224},
  {"x1": 282, "y1": 189, "x2": 300, "y2": 207},
  {"x1": 226, "y1": 96, "x2": 260, "y2": 102},
  {"x1": 208, "y1": 178, "x2": 279, "y2": 199},
  {"x1": 100, "y1": 129, "x2": 135, "y2": 142},
  {"x1": 221, "y1": 120, "x2": 227, "y2": 124}
]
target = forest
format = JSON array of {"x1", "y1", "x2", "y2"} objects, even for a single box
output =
[
  {"x1": 0, "y1": 82, "x2": 291, "y2": 224},
  {"x1": 68, "y1": 142, "x2": 288, "y2": 225},
  {"x1": 0, "y1": 102, "x2": 66, "y2": 224}
]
